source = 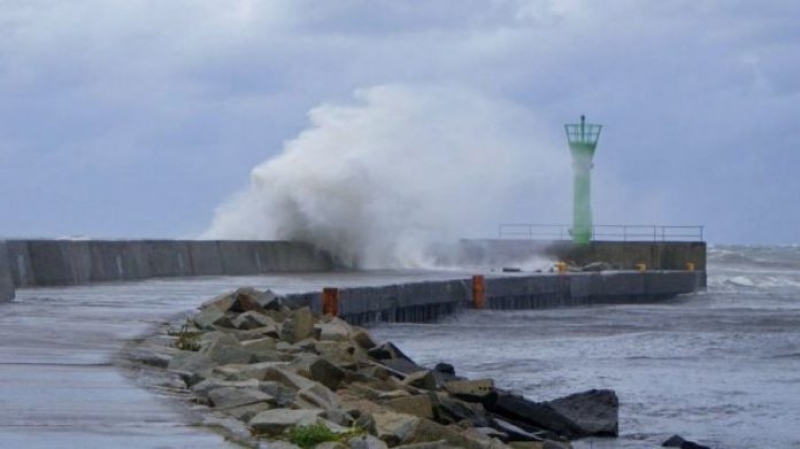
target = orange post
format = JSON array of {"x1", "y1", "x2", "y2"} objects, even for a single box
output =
[
  {"x1": 322, "y1": 287, "x2": 339, "y2": 317},
  {"x1": 472, "y1": 275, "x2": 485, "y2": 309}
]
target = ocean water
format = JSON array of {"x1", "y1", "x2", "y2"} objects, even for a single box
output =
[{"x1": 370, "y1": 245, "x2": 800, "y2": 448}]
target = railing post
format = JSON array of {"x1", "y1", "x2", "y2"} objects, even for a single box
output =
[
  {"x1": 472, "y1": 275, "x2": 485, "y2": 309},
  {"x1": 322, "y1": 287, "x2": 339, "y2": 317}
]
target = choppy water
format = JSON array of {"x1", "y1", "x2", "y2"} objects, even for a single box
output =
[{"x1": 370, "y1": 245, "x2": 800, "y2": 448}]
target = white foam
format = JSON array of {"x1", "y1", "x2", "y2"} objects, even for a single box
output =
[{"x1": 203, "y1": 85, "x2": 567, "y2": 268}]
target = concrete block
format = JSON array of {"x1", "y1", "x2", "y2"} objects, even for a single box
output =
[
  {"x1": 88, "y1": 241, "x2": 149, "y2": 282},
  {"x1": 0, "y1": 241, "x2": 15, "y2": 302},
  {"x1": 4, "y1": 240, "x2": 33, "y2": 287},
  {"x1": 187, "y1": 241, "x2": 223, "y2": 276},
  {"x1": 25, "y1": 240, "x2": 88, "y2": 286},
  {"x1": 144, "y1": 240, "x2": 192, "y2": 278},
  {"x1": 218, "y1": 241, "x2": 261, "y2": 275}
]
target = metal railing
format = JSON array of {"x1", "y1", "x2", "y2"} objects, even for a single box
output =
[{"x1": 497, "y1": 224, "x2": 704, "y2": 242}]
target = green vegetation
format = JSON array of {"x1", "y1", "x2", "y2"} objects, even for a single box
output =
[
  {"x1": 287, "y1": 421, "x2": 366, "y2": 448},
  {"x1": 169, "y1": 321, "x2": 201, "y2": 351}
]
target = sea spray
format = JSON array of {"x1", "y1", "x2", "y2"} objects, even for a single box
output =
[{"x1": 204, "y1": 84, "x2": 569, "y2": 268}]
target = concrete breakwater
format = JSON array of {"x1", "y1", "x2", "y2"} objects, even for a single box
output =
[
  {"x1": 2, "y1": 239, "x2": 337, "y2": 289},
  {"x1": 0, "y1": 241, "x2": 14, "y2": 302},
  {"x1": 285, "y1": 271, "x2": 703, "y2": 326}
]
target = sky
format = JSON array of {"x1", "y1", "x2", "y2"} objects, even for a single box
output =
[{"x1": 1, "y1": 0, "x2": 798, "y2": 245}]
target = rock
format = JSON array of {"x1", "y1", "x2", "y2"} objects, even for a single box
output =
[
  {"x1": 230, "y1": 287, "x2": 266, "y2": 313},
  {"x1": 232, "y1": 310, "x2": 275, "y2": 330},
  {"x1": 220, "y1": 401, "x2": 275, "y2": 422},
  {"x1": 508, "y1": 442, "x2": 572, "y2": 449},
  {"x1": 125, "y1": 347, "x2": 172, "y2": 368},
  {"x1": 347, "y1": 434, "x2": 389, "y2": 449},
  {"x1": 213, "y1": 361, "x2": 290, "y2": 381},
  {"x1": 207, "y1": 386, "x2": 276, "y2": 409},
  {"x1": 257, "y1": 289, "x2": 285, "y2": 310},
  {"x1": 662, "y1": 435, "x2": 710, "y2": 449},
  {"x1": 430, "y1": 394, "x2": 489, "y2": 427},
  {"x1": 351, "y1": 329, "x2": 378, "y2": 350},
  {"x1": 315, "y1": 341, "x2": 360, "y2": 369},
  {"x1": 249, "y1": 408, "x2": 325, "y2": 436},
  {"x1": 200, "y1": 292, "x2": 235, "y2": 312},
  {"x1": 443, "y1": 379, "x2": 494, "y2": 401},
  {"x1": 488, "y1": 417, "x2": 546, "y2": 442},
  {"x1": 402, "y1": 371, "x2": 438, "y2": 391},
  {"x1": 316, "y1": 318, "x2": 352, "y2": 341},
  {"x1": 259, "y1": 381, "x2": 297, "y2": 408},
  {"x1": 546, "y1": 389, "x2": 618, "y2": 437},
  {"x1": 394, "y1": 442, "x2": 460, "y2": 449},
  {"x1": 191, "y1": 378, "x2": 260, "y2": 398},
  {"x1": 167, "y1": 351, "x2": 216, "y2": 374},
  {"x1": 262, "y1": 366, "x2": 320, "y2": 391},
  {"x1": 431, "y1": 363, "x2": 463, "y2": 386},
  {"x1": 310, "y1": 357, "x2": 347, "y2": 390},
  {"x1": 373, "y1": 411, "x2": 421, "y2": 446},
  {"x1": 297, "y1": 382, "x2": 342, "y2": 411},
  {"x1": 281, "y1": 307, "x2": 316, "y2": 343},
  {"x1": 383, "y1": 395, "x2": 434, "y2": 419},
  {"x1": 314, "y1": 442, "x2": 348, "y2": 449},
  {"x1": 486, "y1": 392, "x2": 583, "y2": 439},
  {"x1": 407, "y1": 418, "x2": 493, "y2": 449},
  {"x1": 193, "y1": 306, "x2": 233, "y2": 330},
  {"x1": 200, "y1": 334, "x2": 257, "y2": 365},
  {"x1": 241, "y1": 337, "x2": 279, "y2": 353}
]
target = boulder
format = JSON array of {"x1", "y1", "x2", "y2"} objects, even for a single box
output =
[
  {"x1": 199, "y1": 292, "x2": 235, "y2": 311},
  {"x1": 167, "y1": 351, "x2": 216, "y2": 374},
  {"x1": 545, "y1": 389, "x2": 618, "y2": 437},
  {"x1": 200, "y1": 335, "x2": 257, "y2": 365},
  {"x1": 347, "y1": 434, "x2": 389, "y2": 449},
  {"x1": 309, "y1": 357, "x2": 347, "y2": 390},
  {"x1": 486, "y1": 392, "x2": 583, "y2": 439},
  {"x1": 351, "y1": 329, "x2": 378, "y2": 350},
  {"x1": 443, "y1": 379, "x2": 494, "y2": 401},
  {"x1": 402, "y1": 371, "x2": 437, "y2": 391},
  {"x1": 191, "y1": 378, "x2": 260, "y2": 397},
  {"x1": 241, "y1": 337, "x2": 279, "y2": 353},
  {"x1": 232, "y1": 311, "x2": 275, "y2": 330},
  {"x1": 316, "y1": 320, "x2": 352, "y2": 342},
  {"x1": 297, "y1": 383, "x2": 342, "y2": 411},
  {"x1": 662, "y1": 435, "x2": 711, "y2": 449},
  {"x1": 249, "y1": 408, "x2": 325, "y2": 436},
  {"x1": 230, "y1": 287, "x2": 266, "y2": 313},
  {"x1": 207, "y1": 386, "x2": 276, "y2": 409},
  {"x1": 373, "y1": 411, "x2": 421, "y2": 446},
  {"x1": 213, "y1": 361, "x2": 290, "y2": 381},
  {"x1": 281, "y1": 307, "x2": 316, "y2": 343},
  {"x1": 193, "y1": 306, "x2": 233, "y2": 330},
  {"x1": 315, "y1": 341, "x2": 360, "y2": 369},
  {"x1": 430, "y1": 394, "x2": 489, "y2": 427},
  {"x1": 383, "y1": 395, "x2": 434, "y2": 419}
]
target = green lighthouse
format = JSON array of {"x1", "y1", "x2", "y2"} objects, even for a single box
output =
[{"x1": 564, "y1": 115, "x2": 602, "y2": 245}]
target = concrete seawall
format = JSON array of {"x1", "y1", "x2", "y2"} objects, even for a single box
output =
[
  {"x1": 4, "y1": 239, "x2": 337, "y2": 288},
  {"x1": 0, "y1": 241, "x2": 14, "y2": 303},
  {"x1": 286, "y1": 270, "x2": 703, "y2": 326}
]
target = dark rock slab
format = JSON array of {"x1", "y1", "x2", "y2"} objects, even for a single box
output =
[{"x1": 546, "y1": 389, "x2": 619, "y2": 437}]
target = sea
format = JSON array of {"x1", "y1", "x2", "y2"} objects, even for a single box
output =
[{"x1": 370, "y1": 245, "x2": 800, "y2": 448}]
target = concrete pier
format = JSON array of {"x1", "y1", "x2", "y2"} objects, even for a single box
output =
[{"x1": 287, "y1": 270, "x2": 703, "y2": 326}]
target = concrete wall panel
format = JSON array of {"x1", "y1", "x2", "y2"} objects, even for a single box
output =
[
  {"x1": 187, "y1": 241, "x2": 223, "y2": 276},
  {"x1": 4, "y1": 240, "x2": 33, "y2": 287},
  {"x1": 0, "y1": 241, "x2": 14, "y2": 302}
]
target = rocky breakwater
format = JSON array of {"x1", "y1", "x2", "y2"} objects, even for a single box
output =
[{"x1": 125, "y1": 287, "x2": 619, "y2": 449}]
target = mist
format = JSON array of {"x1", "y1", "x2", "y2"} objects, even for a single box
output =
[{"x1": 204, "y1": 84, "x2": 569, "y2": 268}]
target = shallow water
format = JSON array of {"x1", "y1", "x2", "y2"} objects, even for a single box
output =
[{"x1": 371, "y1": 246, "x2": 800, "y2": 448}]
